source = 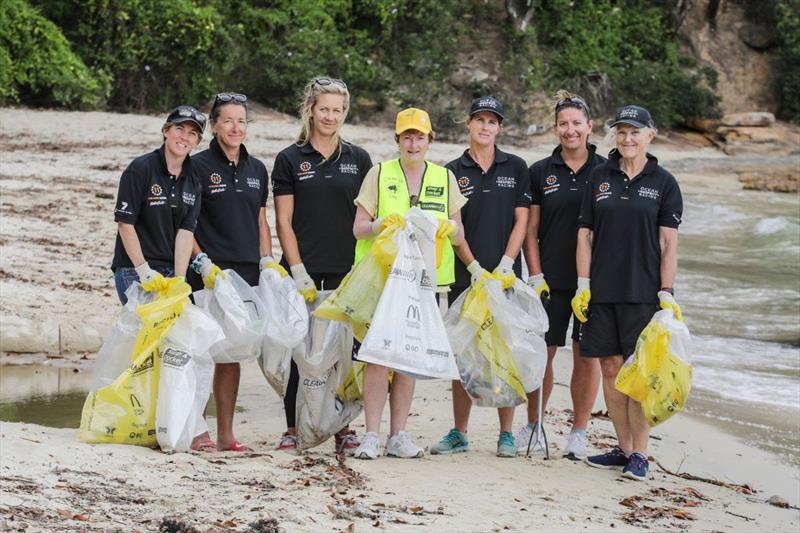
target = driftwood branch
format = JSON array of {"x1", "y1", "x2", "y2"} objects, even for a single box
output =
[{"x1": 655, "y1": 459, "x2": 756, "y2": 495}]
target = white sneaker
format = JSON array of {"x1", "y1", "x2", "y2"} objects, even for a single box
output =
[
  {"x1": 563, "y1": 431, "x2": 588, "y2": 459},
  {"x1": 514, "y1": 423, "x2": 546, "y2": 455},
  {"x1": 354, "y1": 432, "x2": 380, "y2": 460},
  {"x1": 385, "y1": 431, "x2": 424, "y2": 458}
]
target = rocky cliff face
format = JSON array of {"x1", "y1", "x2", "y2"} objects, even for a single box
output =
[{"x1": 678, "y1": 0, "x2": 781, "y2": 114}]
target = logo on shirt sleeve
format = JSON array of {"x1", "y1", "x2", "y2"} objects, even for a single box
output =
[{"x1": 115, "y1": 200, "x2": 132, "y2": 215}]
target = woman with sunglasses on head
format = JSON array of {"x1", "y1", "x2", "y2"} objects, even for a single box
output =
[
  {"x1": 351, "y1": 107, "x2": 467, "y2": 460},
  {"x1": 272, "y1": 77, "x2": 373, "y2": 454},
  {"x1": 518, "y1": 90, "x2": 606, "y2": 459},
  {"x1": 111, "y1": 105, "x2": 205, "y2": 303},
  {"x1": 577, "y1": 105, "x2": 683, "y2": 481},
  {"x1": 187, "y1": 92, "x2": 284, "y2": 452}
]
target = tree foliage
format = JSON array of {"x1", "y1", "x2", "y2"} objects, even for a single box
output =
[{"x1": 775, "y1": 0, "x2": 800, "y2": 121}]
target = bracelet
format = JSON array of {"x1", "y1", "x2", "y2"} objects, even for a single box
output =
[
  {"x1": 190, "y1": 252, "x2": 208, "y2": 274},
  {"x1": 660, "y1": 287, "x2": 674, "y2": 295}
]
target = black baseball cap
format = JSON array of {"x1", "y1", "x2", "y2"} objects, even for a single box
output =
[
  {"x1": 166, "y1": 105, "x2": 206, "y2": 132},
  {"x1": 610, "y1": 105, "x2": 654, "y2": 129},
  {"x1": 469, "y1": 96, "x2": 505, "y2": 121}
]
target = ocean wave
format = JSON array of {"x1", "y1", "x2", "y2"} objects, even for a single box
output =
[{"x1": 754, "y1": 216, "x2": 791, "y2": 235}]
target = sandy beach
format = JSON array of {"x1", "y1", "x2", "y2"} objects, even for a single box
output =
[{"x1": 1, "y1": 107, "x2": 799, "y2": 531}]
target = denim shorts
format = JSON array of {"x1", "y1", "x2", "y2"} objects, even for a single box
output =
[{"x1": 114, "y1": 265, "x2": 174, "y2": 305}]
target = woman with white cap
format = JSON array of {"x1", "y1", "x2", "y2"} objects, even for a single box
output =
[
  {"x1": 576, "y1": 104, "x2": 683, "y2": 481},
  {"x1": 351, "y1": 107, "x2": 467, "y2": 460}
]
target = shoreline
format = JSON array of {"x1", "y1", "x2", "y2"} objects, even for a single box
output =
[{"x1": 1, "y1": 353, "x2": 798, "y2": 531}]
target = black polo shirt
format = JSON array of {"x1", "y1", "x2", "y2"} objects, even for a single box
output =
[
  {"x1": 578, "y1": 150, "x2": 683, "y2": 304},
  {"x1": 112, "y1": 146, "x2": 201, "y2": 270},
  {"x1": 191, "y1": 138, "x2": 269, "y2": 264},
  {"x1": 446, "y1": 147, "x2": 532, "y2": 288},
  {"x1": 272, "y1": 141, "x2": 372, "y2": 273},
  {"x1": 530, "y1": 144, "x2": 606, "y2": 291}
]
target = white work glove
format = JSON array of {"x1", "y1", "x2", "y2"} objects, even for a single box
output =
[
  {"x1": 658, "y1": 290, "x2": 683, "y2": 321},
  {"x1": 370, "y1": 213, "x2": 405, "y2": 236},
  {"x1": 492, "y1": 255, "x2": 516, "y2": 289},
  {"x1": 466, "y1": 260, "x2": 487, "y2": 285},
  {"x1": 134, "y1": 261, "x2": 166, "y2": 292},
  {"x1": 290, "y1": 263, "x2": 317, "y2": 303},
  {"x1": 195, "y1": 253, "x2": 224, "y2": 289},
  {"x1": 260, "y1": 255, "x2": 288, "y2": 277},
  {"x1": 527, "y1": 273, "x2": 551, "y2": 306}
]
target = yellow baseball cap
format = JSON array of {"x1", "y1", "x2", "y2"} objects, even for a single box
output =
[{"x1": 395, "y1": 107, "x2": 432, "y2": 135}]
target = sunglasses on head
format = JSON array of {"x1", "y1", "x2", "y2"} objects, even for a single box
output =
[
  {"x1": 214, "y1": 92, "x2": 247, "y2": 104},
  {"x1": 555, "y1": 95, "x2": 589, "y2": 114},
  {"x1": 313, "y1": 77, "x2": 348, "y2": 90},
  {"x1": 173, "y1": 105, "x2": 207, "y2": 129}
]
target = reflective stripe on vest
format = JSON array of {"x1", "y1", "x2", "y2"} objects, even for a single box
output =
[{"x1": 354, "y1": 159, "x2": 454, "y2": 286}]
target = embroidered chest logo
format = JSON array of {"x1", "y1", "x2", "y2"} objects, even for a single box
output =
[
  {"x1": 209, "y1": 172, "x2": 226, "y2": 194},
  {"x1": 246, "y1": 177, "x2": 260, "y2": 189},
  {"x1": 151, "y1": 184, "x2": 162, "y2": 196},
  {"x1": 638, "y1": 186, "x2": 660, "y2": 200},
  {"x1": 298, "y1": 160, "x2": 315, "y2": 181},
  {"x1": 147, "y1": 183, "x2": 166, "y2": 206},
  {"x1": 496, "y1": 176, "x2": 516, "y2": 188},
  {"x1": 339, "y1": 163, "x2": 359, "y2": 175},
  {"x1": 596, "y1": 181, "x2": 612, "y2": 202},
  {"x1": 544, "y1": 174, "x2": 560, "y2": 195},
  {"x1": 182, "y1": 191, "x2": 196, "y2": 206},
  {"x1": 458, "y1": 176, "x2": 474, "y2": 196}
]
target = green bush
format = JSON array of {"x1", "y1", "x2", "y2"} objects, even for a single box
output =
[
  {"x1": 0, "y1": 0, "x2": 105, "y2": 107},
  {"x1": 532, "y1": 0, "x2": 720, "y2": 126},
  {"x1": 37, "y1": 0, "x2": 232, "y2": 111},
  {"x1": 776, "y1": 0, "x2": 800, "y2": 122}
]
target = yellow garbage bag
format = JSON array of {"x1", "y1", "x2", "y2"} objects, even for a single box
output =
[
  {"x1": 80, "y1": 278, "x2": 192, "y2": 446},
  {"x1": 615, "y1": 309, "x2": 693, "y2": 427},
  {"x1": 315, "y1": 221, "x2": 401, "y2": 342},
  {"x1": 450, "y1": 276, "x2": 526, "y2": 407}
]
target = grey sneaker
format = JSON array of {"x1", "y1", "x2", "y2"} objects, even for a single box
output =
[
  {"x1": 430, "y1": 428, "x2": 469, "y2": 455},
  {"x1": 385, "y1": 431, "x2": 424, "y2": 458},
  {"x1": 563, "y1": 431, "x2": 588, "y2": 460},
  {"x1": 354, "y1": 432, "x2": 380, "y2": 460},
  {"x1": 514, "y1": 423, "x2": 546, "y2": 455}
]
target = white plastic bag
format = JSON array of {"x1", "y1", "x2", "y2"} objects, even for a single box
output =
[
  {"x1": 405, "y1": 207, "x2": 438, "y2": 280},
  {"x1": 156, "y1": 305, "x2": 224, "y2": 452},
  {"x1": 358, "y1": 223, "x2": 459, "y2": 380},
  {"x1": 256, "y1": 269, "x2": 309, "y2": 397},
  {"x1": 91, "y1": 282, "x2": 155, "y2": 390},
  {"x1": 194, "y1": 270, "x2": 266, "y2": 364},
  {"x1": 292, "y1": 290, "x2": 353, "y2": 376}
]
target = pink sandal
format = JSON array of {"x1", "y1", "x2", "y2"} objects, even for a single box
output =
[{"x1": 218, "y1": 440, "x2": 252, "y2": 452}]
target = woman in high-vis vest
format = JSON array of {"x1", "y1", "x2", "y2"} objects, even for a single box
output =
[{"x1": 350, "y1": 107, "x2": 468, "y2": 460}]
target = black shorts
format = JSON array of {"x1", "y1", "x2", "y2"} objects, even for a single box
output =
[
  {"x1": 544, "y1": 290, "x2": 581, "y2": 347},
  {"x1": 580, "y1": 303, "x2": 658, "y2": 358},
  {"x1": 187, "y1": 260, "x2": 260, "y2": 293}
]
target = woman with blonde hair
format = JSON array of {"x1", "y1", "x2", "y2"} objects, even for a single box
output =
[
  {"x1": 576, "y1": 105, "x2": 683, "y2": 481},
  {"x1": 518, "y1": 90, "x2": 605, "y2": 458},
  {"x1": 272, "y1": 77, "x2": 373, "y2": 454}
]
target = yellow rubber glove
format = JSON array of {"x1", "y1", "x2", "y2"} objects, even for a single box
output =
[
  {"x1": 491, "y1": 255, "x2": 516, "y2": 290},
  {"x1": 371, "y1": 213, "x2": 405, "y2": 236},
  {"x1": 135, "y1": 262, "x2": 168, "y2": 292},
  {"x1": 571, "y1": 277, "x2": 591, "y2": 323},
  {"x1": 290, "y1": 263, "x2": 318, "y2": 303},
  {"x1": 658, "y1": 290, "x2": 683, "y2": 321},
  {"x1": 435, "y1": 219, "x2": 457, "y2": 268},
  {"x1": 197, "y1": 255, "x2": 224, "y2": 289},
  {"x1": 527, "y1": 274, "x2": 551, "y2": 306},
  {"x1": 260, "y1": 255, "x2": 288, "y2": 277}
]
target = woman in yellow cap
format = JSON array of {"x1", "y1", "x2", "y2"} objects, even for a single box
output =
[{"x1": 350, "y1": 107, "x2": 468, "y2": 459}]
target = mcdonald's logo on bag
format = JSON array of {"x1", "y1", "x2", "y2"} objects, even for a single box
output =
[{"x1": 406, "y1": 304, "x2": 421, "y2": 322}]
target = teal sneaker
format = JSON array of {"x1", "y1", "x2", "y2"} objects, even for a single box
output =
[
  {"x1": 497, "y1": 431, "x2": 516, "y2": 458},
  {"x1": 430, "y1": 428, "x2": 469, "y2": 455}
]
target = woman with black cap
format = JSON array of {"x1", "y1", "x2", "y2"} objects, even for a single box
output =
[
  {"x1": 576, "y1": 104, "x2": 683, "y2": 481},
  {"x1": 351, "y1": 107, "x2": 467, "y2": 460},
  {"x1": 187, "y1": 92, "x2": 283, "y2": 452},
  {"x1": 430, "y1": 96, "x2": 532, "y2": 458},
  {"x1": 111, "y1": 105, "x2": 205, "y2": 303},
  {"x1": 272, "y1": 77, "x2": 373, "y2": 455},
  {"x1": 518, "y1": 90, "x2": 606, "y2": 459}
]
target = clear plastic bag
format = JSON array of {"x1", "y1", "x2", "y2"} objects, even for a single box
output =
[
  {"x1": 156, "y1": 305, "x2": 224, "y2": 452},
  {"x1": 615, "y1": 309, "x2": 692, "y2": 427},
  {"x1": 194, "y1": 270, "x2": 266, "y2": 364}
]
